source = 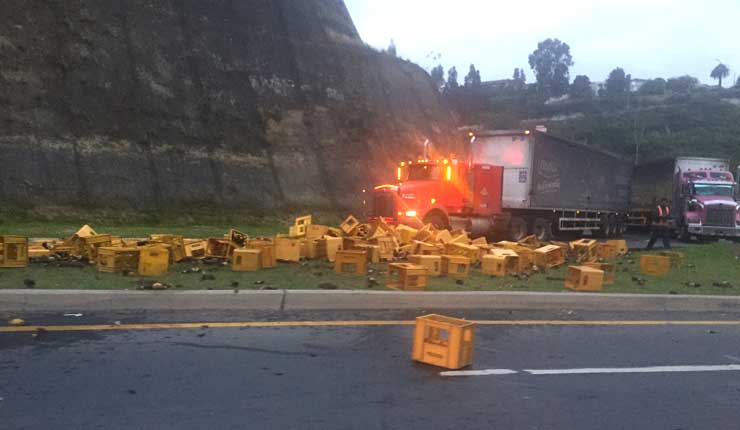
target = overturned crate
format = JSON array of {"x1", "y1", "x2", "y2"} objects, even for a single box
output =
[
  {"x1": 571, "y1": 239, "x2": 598, "y2": 263},
  {"x1": 275, "y1": 237, "x2": 301, "y2": 262},
  {"x1": 595, "y1": 243, "x2": 619, "y2": 260},
  {"x1": 412, "y1": 314, "x2": 475, "y2": 370},
  {"x1": 232, "y1": 249, "x2": 262, "y2": 272},
  {"x1": 482, "y1": 249, "x2": 519, "y2": 277},
  {"x1": 534, "y1": 245, "x2": 566, "y2": 270},
  {"x1": 606, "y1": 239, "x2": 629, "y2": 255},
  {"x1": 289, "y1": 215, "x2": 312, "y2": 238},
  {"x1": 150, "y1": 234, "x2": 186, "y2": 263},
  {"x1": 323, "y1": 236, "x2": 344, "y2": 262},
  {"x1": 184, "y1": 240, "x2": 207, "y2": 259},
  {"x1": 386, "y1": 263, "x2": 428, "y2": 291},
  {"x1": 246, "y1": 240, "x2": 277, "y2": 268},
  {"x1": 340, "y1": 215, "x2": 361, "y2": 235},
  {"x1": 138, "y1": 245, "x2": 170, "y2": 277},
  {"x1": 0, "y1": 236, "x2": 28, "y2": 268},
  {"x1": 97, "y1": 247, "x2": 140, "y2": 273},
  {"x1": 408, "y1": 254, "x2": 442, "y2": 276},
  {"x1": 83, "y1": 234, "x2": 113, "y2": 261},
  {"x1": 583, "y1": 262, "x2": 616, "y2": 285},
  {"x1": 334, "y1": 250, "x2": 368, "y2": 275},
  {"x1": 444, "y1": 242, "x2": 480, "y2": 264},
  {"x1": 640, "y1": 255, "x2": 671, "y2": 277},
  {"x1": 441, "y1": 255, "x2": 470, "y2": 279},
  {"x1": 565, "y1": 265, "x2": 604, "y2": 292}
]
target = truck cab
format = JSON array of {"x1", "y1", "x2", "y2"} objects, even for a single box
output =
[
  {"x1": 676, "y1": 167, "x2": 740, "y2": 240},
  {"x1": 370, "y1": 157, "x2": 509, "y2": 238}
]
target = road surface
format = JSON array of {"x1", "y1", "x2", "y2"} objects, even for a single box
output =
[{"x1": 3, "y1": 309, "x2": 740, "y2": 429}]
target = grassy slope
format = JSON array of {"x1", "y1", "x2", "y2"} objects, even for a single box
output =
[{"x1": 1, "y1": 243, "x2": 738, "y2": 295}]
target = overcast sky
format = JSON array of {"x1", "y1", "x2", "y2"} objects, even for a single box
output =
[{"x1": 345, "y1": 0, "x2": 740, "y2": 85}]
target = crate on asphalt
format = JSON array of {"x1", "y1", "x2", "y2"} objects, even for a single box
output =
[
  {"x1": 0, "y1": 236, "x2": 28, "y2": 268},
  {"x1": 640, "y1": 255, "x2": 671, "y2": 277},
  {"x1": 412, "y1": 314, "x2": 475, "y2": 370},
  {"x1": 408, "y1": 254, "x2": 442, "y2": 276},
  {"x1": 386, "y1": 263, "x2": 428, "y2": 291},
  {"x1": 583, "y1": 262, "x2": 616, "y2": 285},
  {"x1": 138, "y1": 245, "x2": 170, "y2": 277},
  {"x1": 232, "y1": 249, "x2": 262, "y2": 272},
  {"x1": 334, "y1": 250, "x2": 368, "y2": 275},
  {"x1": 565, "y1": 265, "x2": 604, "y2": 292},
  {"x1": 97, "y1": 247, "x2": 140, "y2": 273},
  {"x1": 441, "y1": 255, "x2": 470, "y2": 279}
]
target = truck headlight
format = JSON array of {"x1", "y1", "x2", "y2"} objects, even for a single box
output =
[{"x1": 405, "y1": 210, "x2": 417, "y2": 217}]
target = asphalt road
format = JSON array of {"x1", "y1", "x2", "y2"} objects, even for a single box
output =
[{"x1": 3, "y1": 309, "x2": 740, "y2": 430}]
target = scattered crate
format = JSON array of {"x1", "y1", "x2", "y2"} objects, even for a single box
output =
[
  {"x1": 640, "y1": 255, "x2": 671, "y2": 277},
  {"x1": 571, "y1": 239, "x2": 597, "y2": 263},
  {"x1": 412, "y1": 314, "x2": 475, "y2": 370},
  {"x1": 150, "y1": 234, "x2": 186, "y2": 263},
  {"x1": 606, "y1": 239, "x2": 629, "y2": 255},
  {"x1": 275, "y1": 237, "x2": 301, "y2": 262},
  {"x1": 138, "y1": 245, "x2": 170, "y2": 277},
  {"x1": 334, "y1": 250, "x2": 368, "y2": 275},
  {"x1": 565, "y1": 265, "x2": 604, "y2": 292},
  {"x1": 340, "y1": 215, "x2": 360, "y2": 235},
  {"x1": 441, "y1": 255, "x2": 470, "y2": 279},
  {"x1": 413, "y1": 240, "x2": 440, "y2": 255},
  {"x1": 596, "y1": 243, "x2": 618, "y2": 260},
  {"x1": 374, "y1": 236, "x2": 397, "y2": 260},
  {"x1": 306, "y1": 224, "x2": 329, "y2": 239},
  {"x1": 355, "y1": 244, "x2": 380, "y2": 263},
  {"x1": 583, "y1": 262, "x2": 616, "y2": 285},
  {"x1": 97, "y1": 247, "x2": 140, "y2": 273},
  {"x1": 471, "y1": 236, "x2": 487, "y2": 246},
  {"x1": 395, "y1": 225, "x2": 419, "y2": 244},
  {"x1": 246, "y1": 241, "x2": 276, "y2": 268},
  {"x1": 444, "y1": 242, "x2": 480, "y2": 264},
  {"x1": 517, "y1": 235, "x2": 541, "y2": 249},
  {"x1": 184, "y1": 240, "x2": 207, "y2": 259},
  {"x1": 0, "y1": 236, "x2": 28, "y2": 268},
  {"x1": 323, "y1": 237, "x2": 343, "y2": 262},
  {"x1": 206, "y1": 238, "x2": 234, "y2": 259},
  {"x1": 450, "y1": 231, "x2": 470, "y2": 244},
  {"x1": 302, "y1": 239, "x2": 327, "y2": 260},
  {"x1": 534, "y1": 245, "x2": 566, "y2": 270},
  {"x1": 386, "y1": 263, "x2": 428, "y2": 291},
  {"x1": 83, "y1": 234, "x2": 113, "y2": 261},
  {"x1": 482, "y1": 249, "x2": 519, "y2": 277},
  {"x1": 408, "y1": 254, "x2": 442, "y2": 276},
  {"x1": 435, "y1": 230, "x2": 453, "y2": 244},
  {"x1": 232, "y1": 249, "x2": 262, "y2": 272},
  {"x1": 658, "y1": 251, "x2": 685, "y2": 269}
]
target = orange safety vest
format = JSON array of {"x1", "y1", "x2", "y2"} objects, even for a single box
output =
[{"x1": 656, "y1": 205, "x2": 670, "y2": 225}]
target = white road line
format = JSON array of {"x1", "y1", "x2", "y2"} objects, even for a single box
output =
[
  {"x1": 441, "y1": 364, "x2": 740, "y2": 377},
  {"x1": 440, "y1": 369, "x2": 518, "y2": 376}
]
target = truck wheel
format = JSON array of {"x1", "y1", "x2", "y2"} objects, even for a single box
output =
[
  {"x1": 509, "y1": 217, "x2": 527, "y2": 241},
  {"x1": 679, "y1": 225, "x2": 691, "y2": 242},
  {"x1": 423, "y1": 212, "x2": 449, "y2": 230},
  {"x1": 533, "y1": 218, "x2": 553, "y2": 242}
]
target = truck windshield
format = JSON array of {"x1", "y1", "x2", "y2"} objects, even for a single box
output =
[
  {"x1": 407, "y1": 164, "x2": 440, "y2": 180},
  {"x1": 693, "y1": 184, "x2": 734, "y2": 197}
]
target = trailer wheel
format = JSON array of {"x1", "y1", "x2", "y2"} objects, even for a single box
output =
[
  {"x1": 423, "y1": 211, "x2": 449, "y2": 230},
  {"x1": 533, "y1": 218, "x2": 553, "y2": 242},
  {"x1": 509, "y1": 217, "x2": 527, "y2": 241}
]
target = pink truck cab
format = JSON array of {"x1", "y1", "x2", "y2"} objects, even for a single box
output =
[{"x1": 673, "y1": 158, "x2": 740, "y2": 241}]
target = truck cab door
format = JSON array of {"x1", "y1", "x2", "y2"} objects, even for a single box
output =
[{"x1": 472, "y1": 164, "x2": 503, "y2": 215}]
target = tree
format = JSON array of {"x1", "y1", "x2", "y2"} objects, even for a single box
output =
[
  {"x1": 666, "y1": 75, "x2": 699, "y2": 93},
  {"x1": 464, "y1": 64, "x2": 481, "y2": 87},
  {"x1": 513, "y1": 68, "x2": 526, "y2": 83},
  {"x1": 528, "y1": 38, "x2": 573, "y2": 97},
  {"x1": 736, "y1": 76, "x2": 740, "y2": 88},
  {"x1": 605, "y1": 67, "x2": 630, "y2": 97},
  {"x1": 569, "y1": 75, "x2": 592, "y2": 99},
  {"x1": 638, "y1": 78, "x2": 667, "y2": 95},
  {"x1": 710, "y1": 63, "x2": 730, "y2": 88},
  {"x1": 430, "y1": 65, "x2": 445, "y2": 92},
  {"x1": 446, "y1": 66, "x2": 459, "y2": 90},
  {"x1": 387, "y1": 39, "x2": 396, "y2": 57}
]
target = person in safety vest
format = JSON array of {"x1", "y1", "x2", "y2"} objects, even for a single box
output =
[{"x1": 646, "y1": 198, "x2": 672, "y2": 250}]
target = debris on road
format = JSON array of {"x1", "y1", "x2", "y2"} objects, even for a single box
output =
[{"x1": 8, "y1": 318, "x2": 25, "y2": 326}]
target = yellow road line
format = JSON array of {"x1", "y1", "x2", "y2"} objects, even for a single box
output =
[{"x1": 3, "y1": 320, "x2": 740, "y2": 333}]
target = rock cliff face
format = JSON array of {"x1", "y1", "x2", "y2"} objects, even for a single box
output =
[{"x1": 0, "y1": 0, "x2": 455, "y2": 211}]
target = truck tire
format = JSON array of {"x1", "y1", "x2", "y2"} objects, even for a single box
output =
[
  {"x1": 509, "y1": 217, "x2": 527, "y2": 241},
  {"x1": 533, "y1": 218, "x2": 553, "y2": 242},
  {"x1": 423, "y1": 212, "x2": 449, "y2": 230}
]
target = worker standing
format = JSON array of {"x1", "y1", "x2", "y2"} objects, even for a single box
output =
[{"x1": 646, "y1": 198, "x2": 672, "y2": 250}]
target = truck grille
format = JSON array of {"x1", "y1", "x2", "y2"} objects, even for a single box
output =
[{"x1": 705, "y1": 206, "x2": 735, "y2": 227}]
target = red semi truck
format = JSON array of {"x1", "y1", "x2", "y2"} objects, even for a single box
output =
[{"x1": 370, "y1": 128, "x2": 633, "y2": 240}]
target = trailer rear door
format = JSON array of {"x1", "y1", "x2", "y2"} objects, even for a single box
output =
[{"x1": 472, "y1": 164, "x2": 503, "y2": 215}]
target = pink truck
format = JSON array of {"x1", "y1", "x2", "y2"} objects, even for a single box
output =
[{"x1": 629, "y1": 157, "x2": 740, "y2": 241}]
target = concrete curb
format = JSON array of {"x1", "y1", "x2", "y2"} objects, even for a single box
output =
[{"x1": 2, "y1": 289, "x2": 740, "y2": 313}]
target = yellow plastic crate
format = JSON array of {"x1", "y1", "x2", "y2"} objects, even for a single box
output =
[
  {"x1": 150, "y1": 234, "x2": 186, "y2": 263},
  {"x1": 640, "y1": 255, "x2": 671, "y2": 277},
  {"x1": 340, "y1": 215, "x2": 360, "y2": 235},
  {"x1": 412, "y1": 314, "x2": 475, "y2": 370},
  {"x1": 184, "y1": 240, "x2": 207, "y2": 259},
  {"x1": 0, "y1": 236, "x2": 28, "y2": 268},
  {"x1": 482, "y1": 249, "x2": 519, "y2": 277},
  {"x1": 395, "y1": 225, "x2": 419, "y2": 245},
  {"x1": 596, "y1": 243, "x2": 618, "y2": 260},
  {"x1": 571, "y1": 239, "x2": 597, "y2": 263},
  {"x1": 306, "y1": 224, "x2": 329, "y2": 239},
  {"x1": 323, "y1": 237, "x2": 343, "y2": 262},
  {"x1": 534, "y1": 245, "x2": 566, "y2": 270},
  {"x1": 606, "y1": 239, "x2": 629, "y2": 255},
  {"x1": 334, "y1": 250, "x2": 368, "y2": 275},
  {"x1": 275, "y1": 237, "x2": 301, "y2": 262},
  {"x1": 373, "y1": 236, "x2": 397, "y2": 260},
  {"x1": 97, "y1": 247, "x2": 140, "y2": 273},
  {"x1": 138, "y1": 245, "x2": 170, "y2": 277},
  {"x1": 583, "y1": 262, "x2": 616, "y2": 285},
  {"x1": 386, "y1": 263, "x2": 428, "y2": 291},
  {"x1": 408, "y1": 254, "x2": 442, "y2": 276},
  {"x1": 565, "y1": 265, "x2": 604, "y2": 292},
  {"x1": 444, "y1": 242, "x2": 480, "y2": 264},
  {"x1": 441, "y1": 255, "x2": 470, "y2": 279},
  {"x1": 232, "y1": 249, "x2": 262, "y2": 272},
  {"x1": 355, "y1": 244, "x2": 380, "y2": 263}
]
